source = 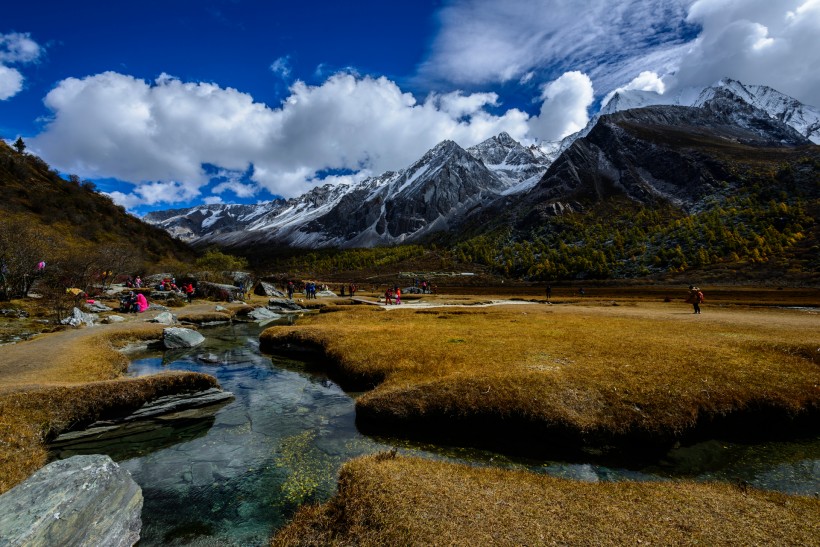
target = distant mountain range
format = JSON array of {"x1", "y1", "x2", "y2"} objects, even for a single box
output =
[{"x1": 144, "y1": 78, "x2": 819, "y2": 255}]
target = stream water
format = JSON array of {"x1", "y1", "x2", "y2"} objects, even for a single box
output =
[{"x1": 51, "y1": 320, "x2": 819, "y2": 546}]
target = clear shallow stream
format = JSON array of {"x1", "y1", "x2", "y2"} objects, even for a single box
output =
[{"x1": 51, "y1": 321, "x2": 820, "y2": 546}]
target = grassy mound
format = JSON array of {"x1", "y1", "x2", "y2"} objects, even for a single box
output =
[
  {"x1": 273, "y1": 454, "x2": 820, "y2": 546},
  {"x1": 259, "y1": 298, "x2": 820, "y2": 454},
  {"x1": 0, "y1": 321, "x2": 220, "y2": 493}
]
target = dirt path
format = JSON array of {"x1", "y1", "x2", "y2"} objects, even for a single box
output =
[{"x1": 0, "y1": 302, "x2": 246, "y2": 393}]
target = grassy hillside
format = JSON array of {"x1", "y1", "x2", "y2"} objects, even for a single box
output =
[
  {"x1": 0, "y1": 140, "x2": 195, "y2": 301},
  {"x1": 0, "y1": 140, "x2": 193, "y2": 263}
]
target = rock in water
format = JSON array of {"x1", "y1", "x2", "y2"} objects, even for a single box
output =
[
  {"x1": 163, "y1": 327, "x2": 205, "y2": 349},
  {"x1": 0, "y1": 454, "x2": 142, "y2": 546},
  {"x1": 248, "y1": 307, "x2": 280, "y2": 321}
]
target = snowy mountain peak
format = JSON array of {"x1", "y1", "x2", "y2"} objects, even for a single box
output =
[{"x1": 570, "y1": 77, "x2": 820, "y2": 148}]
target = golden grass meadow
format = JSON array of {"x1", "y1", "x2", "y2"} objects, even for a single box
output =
[{"x1": 261, "y1": 291, "x2": 820, "y2": 545}]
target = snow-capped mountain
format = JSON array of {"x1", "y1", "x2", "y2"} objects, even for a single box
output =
[
  {"x1": 526, "y1": 95, "x2": 812, "y2": 216},
  {"x1": 145, "y1": 78, "x2": 818, "y2": 251},
  {"x1": 563, "y1": 78, "x2": 820, "y2": 149},
  {"x1": 145, "y1": 132, "x2": 551, "y2": 248}
]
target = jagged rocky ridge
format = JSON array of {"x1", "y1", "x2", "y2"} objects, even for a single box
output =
[
  {"x1": 146, "y1": 133, "x2": 551, "y2": 248},
  {"x1": 144, "y1": 79, "x2": 818, "y2": 249},
  {"x1": 526, "y1": 95, "x2": 813, "y2": 217}
]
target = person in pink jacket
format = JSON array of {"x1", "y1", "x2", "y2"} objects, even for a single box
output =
[{"x1": 136, "y1": 293, "x2": 149, "y2": 312}]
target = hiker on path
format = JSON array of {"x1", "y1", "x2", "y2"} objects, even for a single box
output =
[
  {"x1": 546, "y1": 285, "x2": 552, "y2": 303},
  {"x1": 686, "y1": 285, "x2": 704, "y2": 314}
]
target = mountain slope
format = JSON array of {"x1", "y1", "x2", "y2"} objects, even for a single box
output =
[
  {"x1": 528, "y1": 98, "x2": 811, "y2": 212},
  {"x1": 0, "y1": 140, "x2": 193, "y2": 263},
  {"x1": 145, "y1": 133, "x2": 552, "y2": 249}
]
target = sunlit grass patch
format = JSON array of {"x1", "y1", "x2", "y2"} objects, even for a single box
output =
[
  {"x1": 0, "y1": 372, "x2": 217, "y2": 493},
  {"x1": 260, "y1": 303, "x2": 820, "y2": 450},
  {"x1": 0, "y1": 321, "x2": 221, "y2": 493},
  {"x1": 272, "y1": 454, "x2": 820, "y2": 546}
]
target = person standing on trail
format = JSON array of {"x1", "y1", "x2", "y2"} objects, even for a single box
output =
[
  {"x1": 546, "y1": 285, "x2": 552, "y2": 303},
  {"x1": 686, "y1": 285, "x2": 704, "y2": 314}
]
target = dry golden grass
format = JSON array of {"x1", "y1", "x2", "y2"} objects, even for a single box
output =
[
  {"x1": 0, "y1": 316, "x2": 220, "y2": 493},
  {"x1": 260, "y1": 298, "x2": 820, "y2": 447},
  {"x1": 273, "y1": 454, "x2": 820, "y2": 546}
]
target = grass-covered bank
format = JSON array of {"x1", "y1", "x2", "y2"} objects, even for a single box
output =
[
  {"x1": 273, "y1": 454, "x2": 820, "y2": 546},
  {"x1": 259, "y1": 297, "x2": 820, "y2": 456},
  {"x1": 0, "y1": 320, "x2": 220, "y2": 493}
]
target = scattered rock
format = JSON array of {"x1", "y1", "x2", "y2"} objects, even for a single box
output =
[
  {"x1": 103, "y1": 315, "x2": 125, "y2": 324},
  {"x1": 0, "y1": 308, "x2": 29, "y2": 318},
  {"x1": 214, "y1": 305, "x2": 228, "y2": 312},
  {"x1": 0, "y1": 455, "x2": 142, "y2": 547},
  {"x1": 60, "y1": 307, "x2": 97, "y2": 328},
  {"x1": 163, "y1": 327, "x2": 205, "y2": 349},
  {"x1": 268, "y1": 298, "x2": 304, "y2": 311},
  {"x1": 147, "y1": 311, "x2": 176, "y2": 325},
  {"x1": 316, "y1": 290, "x2": 337, "y2": 298},
  {"x1": 85, "y1": 302, "x2": 113, "y2": 313}
]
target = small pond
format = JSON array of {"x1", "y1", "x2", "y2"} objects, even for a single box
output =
[{"x1": 52, "y1": 321, "x2": 820, "y2": 546}]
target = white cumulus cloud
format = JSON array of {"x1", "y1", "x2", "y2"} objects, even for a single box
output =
[
  {"x1": 0, "y1": 32, "x2": 42, "y2": 101},
  {"x1": 30, "y1": 71, "x2": 530, "y2": 208},
  {"x1": 0, "y1": 65, "x2": 23, "y2": 100},
  {"x1": 528, "y1": 71, "x2": 595, "y2": 141}
]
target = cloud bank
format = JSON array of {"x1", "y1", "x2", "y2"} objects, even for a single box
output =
[
  {"x1": 31, "y1": 71, "x2": 529, "y2": 206},
  {"x1": 668, "y1": 0, "x2": 820, "y2": 105},
  {"x1": 422, "y1": 0, "x2": 820, "y2": 107}
]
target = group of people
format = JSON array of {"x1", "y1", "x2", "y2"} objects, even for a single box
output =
[
  {"x1": 119, "y1": 291, "x2": 149, "y2": 313},
  {"x1": 412, "y1": 278, "x2": 435, "y2": 294},
  {"x1": 339, "y1": 283, "x2": 358, "y2": 297},
  {"x1": 304, "y1": 281, "x2": 318, "y2": 299},
  {"x1": 384, "y1": 286, "x2": 402, "y2": 305}
]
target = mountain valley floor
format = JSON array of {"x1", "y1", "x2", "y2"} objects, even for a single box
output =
[{"x1": 0, "y1": 288, "x2": 818, "y2": 544}]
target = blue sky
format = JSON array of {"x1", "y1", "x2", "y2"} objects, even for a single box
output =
[{"x1": 1, "y1": 0, "x2": 818, "y2": 215}]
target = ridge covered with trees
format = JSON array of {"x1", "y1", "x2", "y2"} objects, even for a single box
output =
[{"x1": 0, "y1": 139, "x2": 194, "y2": 302}]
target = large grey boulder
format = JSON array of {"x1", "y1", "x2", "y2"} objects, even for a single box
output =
[
  {"x1": 254, "y1": 281, "x2": 286, "y2": 297},
  {"x1": 61, "y1": 307, "x2": 98, "y2": 327},
  {"x1": 0, "y1": 454, "x2": 142, "y2": 546},
  {"x1": 85, "y1": 302, "x2": 113, "y2": 313},
  {"x1": 163, "y1": 327, "x2": 205, "y2": 349},
  {"x1": 103, "y1": 314, "x2": 125, "y2": 324}
]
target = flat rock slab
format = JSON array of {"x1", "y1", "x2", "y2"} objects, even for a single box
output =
[
  {"x1": 0, "y1": 454, "x2": 142, "y2": 547},
  {"x1": 163, "y1": 327, "x2": 205, "y2": 349}
]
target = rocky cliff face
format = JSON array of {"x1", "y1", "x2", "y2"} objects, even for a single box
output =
[
  {"x1": 526, "y1": 98, "x2": 812, "y2": 216},
  {"x1": 147, "y1": 133, "x2": 551, "y2": 249}
]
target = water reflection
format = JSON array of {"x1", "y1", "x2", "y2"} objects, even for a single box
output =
[{"x1": 52, "y1": 321, "x2": 820, "y2": 545}]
